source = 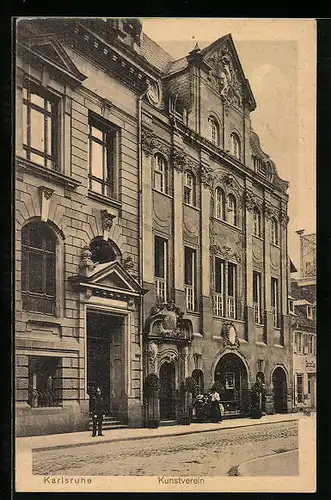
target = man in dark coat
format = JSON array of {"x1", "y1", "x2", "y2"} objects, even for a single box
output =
[
  {"x1": 250, "y1": 380, "x2": 265, "y2": 419},
  {"x1": 90, "y1": 387, "x2": 105, "y2": 437}
]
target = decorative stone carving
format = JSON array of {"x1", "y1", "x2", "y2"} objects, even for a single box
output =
[
  {"x1": 210, "y1": 222, "x2": 242, "y2": 262},
  {"x1": 206, "y1": 46, "x2": 243, "y2": 108},
  {"x1": 39, "y1": 186, "x2": 54, "y2": 222},
  {"x1": 171, "y1": 148, "x2": 187, "y2": 173},
  {"x1": 221, "y1": 322, "x2": 240, "y2": 348},
  {"x1": 141, "y1": 129, "x2": 170, "y2": 157},
  {"x1": 242, "y1": 191, "x2": 263, "y2": 212},
  {"x1": 79, "y1": 246, "x2": 95, "y2": 277},
  {"x1": 146, "y1": 80, "x2": 162, "y2": 107},
  {"x1": 145, "y1": 300, "x2": 193, "y2": 345},
  {"x1": 264, "y1": 201, "x2": 279, "y2": 220},
  {"x1": 148, "y1": 340, "x2": 158, "y2": 372},
  {"x1": 279, "y1": 211, "x2": 290, "y2": 227},
  {"x1": 101, "y1": 209, "x2": 116, "y2": 241},
  {"x1": 199, "y1": 163, "x2": 214, "y2": 190}
]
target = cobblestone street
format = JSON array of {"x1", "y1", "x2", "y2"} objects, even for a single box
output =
[{"x1": 32, "y1": 421, "x2": 298, "y2": 476}]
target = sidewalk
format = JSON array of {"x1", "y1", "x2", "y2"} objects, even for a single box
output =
[
  {"x1": 17, "y1": 412, "x2": 302, "y2": 453},
  {"x1": 237, "y1": 449, "x2": 299, "y2": 476}
]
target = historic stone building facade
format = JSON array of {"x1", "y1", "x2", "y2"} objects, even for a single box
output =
[
  {"x1": 290, "y1": 231, "x2": 316, "y2": 411},
  {"x1": 15, "y1": 18, "x2": 292, "y2": 436}
]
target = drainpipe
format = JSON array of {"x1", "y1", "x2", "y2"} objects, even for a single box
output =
[{"x1": 137, "y1": 83, "x2": 149, "y2": 405}]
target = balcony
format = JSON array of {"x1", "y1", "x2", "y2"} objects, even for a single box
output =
[{"x1": 213, "y1": 293, "x2": 224, "y2": 316}]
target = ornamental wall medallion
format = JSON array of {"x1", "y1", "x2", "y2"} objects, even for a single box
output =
[
  {"x1": 146, "y1": 80, "x2": 162, "y2": 107},
  {"x1": 145, "y1": 300, "x2": 193, "y2": 345},
  {"x1": 221, "y1": 322, "x2": 240, "y2": 348},
  {"x1": 252, "y1": 238, "x2": 263, "y2": 265}
]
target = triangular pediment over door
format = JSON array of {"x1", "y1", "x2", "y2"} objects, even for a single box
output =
[{"x1": 69, "y1": 260, "x2": 145, "y2": 299}]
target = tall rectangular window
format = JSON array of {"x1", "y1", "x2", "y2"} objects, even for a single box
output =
[
  {"x1": 296, "y1": 332, "x2": 303, "y2": 353},
  {"x1": 253, "y1": 271, "x2": 263, "y2": 324},
  {"x1": 227, "y1": 263, "x2": 237, "y2": 319},
  {"x1": 213, "y1": 258, "x2": 225, "y2": 316},
  {"x1": 184, "y1": 247, "x2": 197, "y2": 311},
  {"x1": 88, "y1": 115, "x2": 118, "y2": 198},
  {"x1": 154, "y1": 236, "x2": 168, "y2": 302},
  {"x1": 296, "y1": 374, "x2": 304, "y2": 404},
  {"x1": 22, "y1": 84, "x2": 59, "y2": 170},
  {"x1": 271, "y1": 277, "x2": 280, "y2": 328}
]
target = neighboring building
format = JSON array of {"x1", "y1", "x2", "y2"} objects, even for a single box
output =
[
  {"x1": 290, "y1": 231, "x2": 316, "y2": 411},
  {"x1": 15, "y1": 18, "x2": 293, "y2": 437}
]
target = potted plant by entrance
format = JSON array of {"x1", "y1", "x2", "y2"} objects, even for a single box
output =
[
  {"x1": 179, "y1": 376, "x2": 198, "y2": 425},
  {"x1": 144, "y1": 374, "x2": 160, "y2": 428}
]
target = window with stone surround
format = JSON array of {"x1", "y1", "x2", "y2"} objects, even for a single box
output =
[
  {"x1": 21, "y1": 221, "x2": 56, "y2": 315},
  {"x1": 183, "y1": 170, "x2": 196, "y2": 206},
  {"x1": 215, "y1": 187, "x2": 226, "y2": 221},
  {"x1": 153, "y1": 153, "x2": 169, "y2": 194},
  {"x1": 154, "y1": 236, "x2": 168, "y2": 302},
  {"x1": 271, "y1": 217, "x2": 279, "y2": 245},
  {"x1": 213, "y1": 258, "x2": 237, "y2": 319},
  {"x1": 88, "y1": 113, "x2": 119, "y2": 199},
  {"x1": 208, "y1": 116, "x2": 220, "y2": 146},
  {"x1": 271, "y1": 277, "x2": 280, "y2": 328},
  {"x1": 253, "y1": 207, "x2": 262, "y2": 237},
  {"x1": 22, "y1": 82, "x2": 60, "y2": 170},
  {"x1": 184, "y1": 246, "x2": 197, "y2": 312},
  {"x1": 28, "y1": 356, "x2": 62, "y2": 408},
  {"x1": 230, "y1": 132, "x2": 241, "y2": 160},
  {"x1": 253, "y1": 271, "x2": 263, "y2": 324},
  {"x1": 227, "y1": 194, "x2": 237, "y2": 226}
]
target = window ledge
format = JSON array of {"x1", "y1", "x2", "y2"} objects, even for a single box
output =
[
  {"x1": 16, "y1": 157, "x2": 81, "y2": 190},
  {"x1": 255, "y1": 341, "x2": 267, "y2": 347},
  {"x1": 183, "y1": 202, "x2": 201, "y2": 212},
  {"x1": 271, "y1": 243, "x2": 281, "y2": 249},
  {"x1": 152, "y1": 188, "x2": 173, "y2": 200},
  {"x1": 212, "y1": 217, "x2": 241, "y2": 232},
  {"x1": 253, "y1": 234, "x2": 264, "y2": 242},
  {"x1": 274, "y1": 344, "x2": 284, "y2": 348},
  {"x1": 88, "y1": 190, "x2": 122, "y2": 209},
  {"x1": 255, "y1": 322, "x2": 265, "y2": 326}
]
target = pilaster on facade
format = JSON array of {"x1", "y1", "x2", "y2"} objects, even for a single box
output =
[{"x1": 142, "y1": 151, "x2": 154, "y2": 285}]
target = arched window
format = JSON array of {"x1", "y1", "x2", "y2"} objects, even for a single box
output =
[
  {"x1": 215, "y1": 187, "x2": 225, "y2": 220},
  {"x1": 230, "y1": 132, "x2": 241, "y2": 160},
  {"x1": 227, "y1": 194, "x2": 237, "y2": 226},
  {"x1": 208, "y1": 116, "x2": 219, "y2": 146},
  {"x1": 90, "y1": 238, "x2": 121, "y2": 264},
  {"x1": 253, "y1": 207, "x2": 262, "y2": 237},
  {"x1": 21, "y1": 221, "x2": 57, "y2": 314},
  {"x1": 153, "y1": 153, "x2": 168, "y2": 194},
  {"x1": 271, "y1": 217, "x2": 279, "y2": 245},
  {"x1": 183, "y1": 171, "x2": 196, "y2": 206}
]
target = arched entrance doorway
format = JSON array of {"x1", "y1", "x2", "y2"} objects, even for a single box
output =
[
  {"x1": 159, "y1": 361, "x2": 176, "y2": 420},
  {"x1": 272, "y1": 367, "x2": 288, "y2": 413},
  {"x1": 214, "y1": 352, "x2": 249, "y2": 417}
]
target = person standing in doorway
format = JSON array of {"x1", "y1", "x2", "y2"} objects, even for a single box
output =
[
  {"x1": 209, "y1": 386, "x2": 222, "y2": 423},
  {"x1": 90, "y1": 387, "x2": 105, "y2": 437}
]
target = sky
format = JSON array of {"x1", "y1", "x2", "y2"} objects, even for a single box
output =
[{"x1": 141, "y1": 18, "x2": 316, "y2": 270}]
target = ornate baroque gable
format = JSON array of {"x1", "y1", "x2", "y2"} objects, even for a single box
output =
[
  {"x1": 201, "y1": 35, "x2": 256, "y2": 112},
  {"x1": 250, "y1": 131, "x2": 289, "y2": 193}
]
